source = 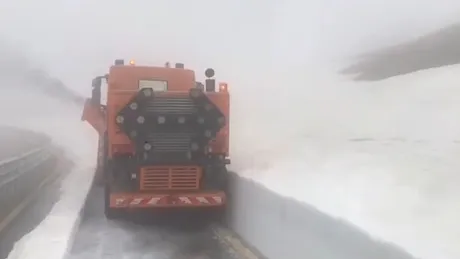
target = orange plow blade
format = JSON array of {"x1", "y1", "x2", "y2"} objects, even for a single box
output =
[
  {"x1": 81, "y1": 99, "x2": 106, "y2": 135},
  {"x1": 109, "y1": 191, "x2": 226, "y2": 208}
]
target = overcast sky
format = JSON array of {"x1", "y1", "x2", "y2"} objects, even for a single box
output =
[{"x1": 0, "y1": 0, "x2": 460, "y2": 95}]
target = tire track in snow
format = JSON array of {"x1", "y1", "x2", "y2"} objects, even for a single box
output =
[{"x1": 67, "y1": 185, "x2": 251, "y2": 259}]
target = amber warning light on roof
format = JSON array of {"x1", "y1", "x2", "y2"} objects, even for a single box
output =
[{"x1": 219, "y1": 83, "x2": 228, "y2": 92}]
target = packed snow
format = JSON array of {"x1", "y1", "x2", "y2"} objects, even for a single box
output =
[{"x1": 1, "y1": 1, "x2": 460, "y2": 259}]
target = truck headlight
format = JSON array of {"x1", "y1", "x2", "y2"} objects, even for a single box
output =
[
  {"x1": 137, "y1": 116, "x2": 145, "y2": 124},
  {"x1": 144, "y1": 143, "x2": 152, "y2": 151},
  {"x1": 157, "y1": 116, "x2": 166, "y2": 124},
  {"x1": 129, "y1": 102, "x2": 138, "y2": 110},
  {"x1": 116, "y1": 115, "x2": 124, "y2": 124}
]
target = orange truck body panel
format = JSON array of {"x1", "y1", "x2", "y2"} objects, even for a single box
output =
[{"x1": 81, "y1": 99, "x2": 106, "y2": 135}]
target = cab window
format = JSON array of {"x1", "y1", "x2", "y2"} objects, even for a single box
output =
[{"x1": 139, "y1": 79, "x2": 168, "y2": 92}]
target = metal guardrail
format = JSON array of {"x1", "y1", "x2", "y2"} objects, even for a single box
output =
[{"x1": 0, "y1": 146, "x2": 51, "y2": 187}]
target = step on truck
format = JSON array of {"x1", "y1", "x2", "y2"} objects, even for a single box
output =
[{"x1": 81, "y1": 59, "x2": 231, "y2": 220}]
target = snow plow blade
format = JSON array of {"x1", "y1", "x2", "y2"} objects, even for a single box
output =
[{"x1": 81, "y1": 98, "x2": 106, "y2": 135}]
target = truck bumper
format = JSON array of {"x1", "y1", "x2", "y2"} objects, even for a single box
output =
[{"x1": 109, "y1": 191, "x2": 226, "y2": 208}]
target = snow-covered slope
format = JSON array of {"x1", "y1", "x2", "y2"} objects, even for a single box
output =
[{"x1": 231, "y1": 64, "x2": 460, "y2": 259}]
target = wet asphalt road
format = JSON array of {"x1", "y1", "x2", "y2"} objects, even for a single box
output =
[
  {"x1": 66, "y1": 185, "x2": 240, "y2": 259},
  {"x1": 0, "y1": 126, "x2": 66, "y2": 259},
  {"x1": 0, "y1": 159, "x2": 66, "y2": 259}
]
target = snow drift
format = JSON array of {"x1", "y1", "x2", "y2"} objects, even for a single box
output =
[{"x1": 231, "y1": 64, "x2": 460, "y2": 259}]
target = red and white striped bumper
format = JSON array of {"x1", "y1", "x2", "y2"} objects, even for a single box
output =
[{"x1": 109, "y1": 191, "x2": 226, "y2": 208}]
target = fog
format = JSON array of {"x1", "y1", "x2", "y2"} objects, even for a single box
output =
[
  {"x1": 1, "y1": 0, "x2": 460, "y2": 91},
  {"x1": 1, "y1": 1, "x2": 460, "y2": 259}
]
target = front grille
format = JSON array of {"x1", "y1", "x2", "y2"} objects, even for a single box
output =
[
  {"x1": 116, "y1": 88, "x2": 226, "y2": 164},
  {"x1": 146, "y1": 132, "x2": 194, "y2": 152},
  {"x1": 145, "y1": 95, "x2": 197, "y2": 114},
  {"x1": 140, "y1": 166, "x2": 201, "y2": 191}
]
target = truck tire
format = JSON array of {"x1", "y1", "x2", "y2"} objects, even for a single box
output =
[
  {"x1": 94, "y1": 168, "x2": 104, "y2": 186},
  {"x1": 95, "y1": 133, "x2": 109, "y2": 186},
  {"x1": 206, "y1": 165, "x2": 229, "y2": 191},
  {"x1": 205, "y1": 165, "x2": 229, "y2": 224},
  {"x1": 103, "y1": 156, "x2": 122, "y2": 219}
]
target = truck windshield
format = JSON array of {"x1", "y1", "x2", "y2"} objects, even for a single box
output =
[{"x1": 139, "y1": 79, "x2": 168, "y2": 92}]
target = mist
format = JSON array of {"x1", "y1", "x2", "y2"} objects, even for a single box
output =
[
  {"x1": 1, "y1": 1, "x2": 460, "y2": 259},
  {"x1": 2, "y1": 0, "x2": 460, "y2": 88}
]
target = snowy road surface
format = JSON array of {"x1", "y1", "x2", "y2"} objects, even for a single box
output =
[{"x1": 67, "y1": 185, "x2": 249, "y2": 259}]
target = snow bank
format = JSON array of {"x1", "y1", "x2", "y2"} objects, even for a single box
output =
[{"x1": 231, "y1": 64, "x2": 460, "y2": 259}]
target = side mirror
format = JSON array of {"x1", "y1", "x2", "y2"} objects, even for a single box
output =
[{"x1": 92, "y1": 77, "x2": 102, "y2": 88}]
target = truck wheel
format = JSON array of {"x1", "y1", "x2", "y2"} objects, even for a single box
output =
[
  {"x1": 206, "y1": 165, "x2": 229, "y2": 191},
  {"x1": 95, "y1": 133, "x2": 109, "y2": 187},
  {"x1": 205, "y1": 165, "x2": 229, "y2": 224}
]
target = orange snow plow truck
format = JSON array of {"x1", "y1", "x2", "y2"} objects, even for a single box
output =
[{"x1": 81, "y1": 59, "x2": 230, "y2": 219}]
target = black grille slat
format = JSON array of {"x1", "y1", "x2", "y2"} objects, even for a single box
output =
[
  {"x1": 146, "y1": 96, "x2": 197, "y2": 114},
  {"x1": 147, "y1": 132, "x2": 193, "y2": 152}
]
